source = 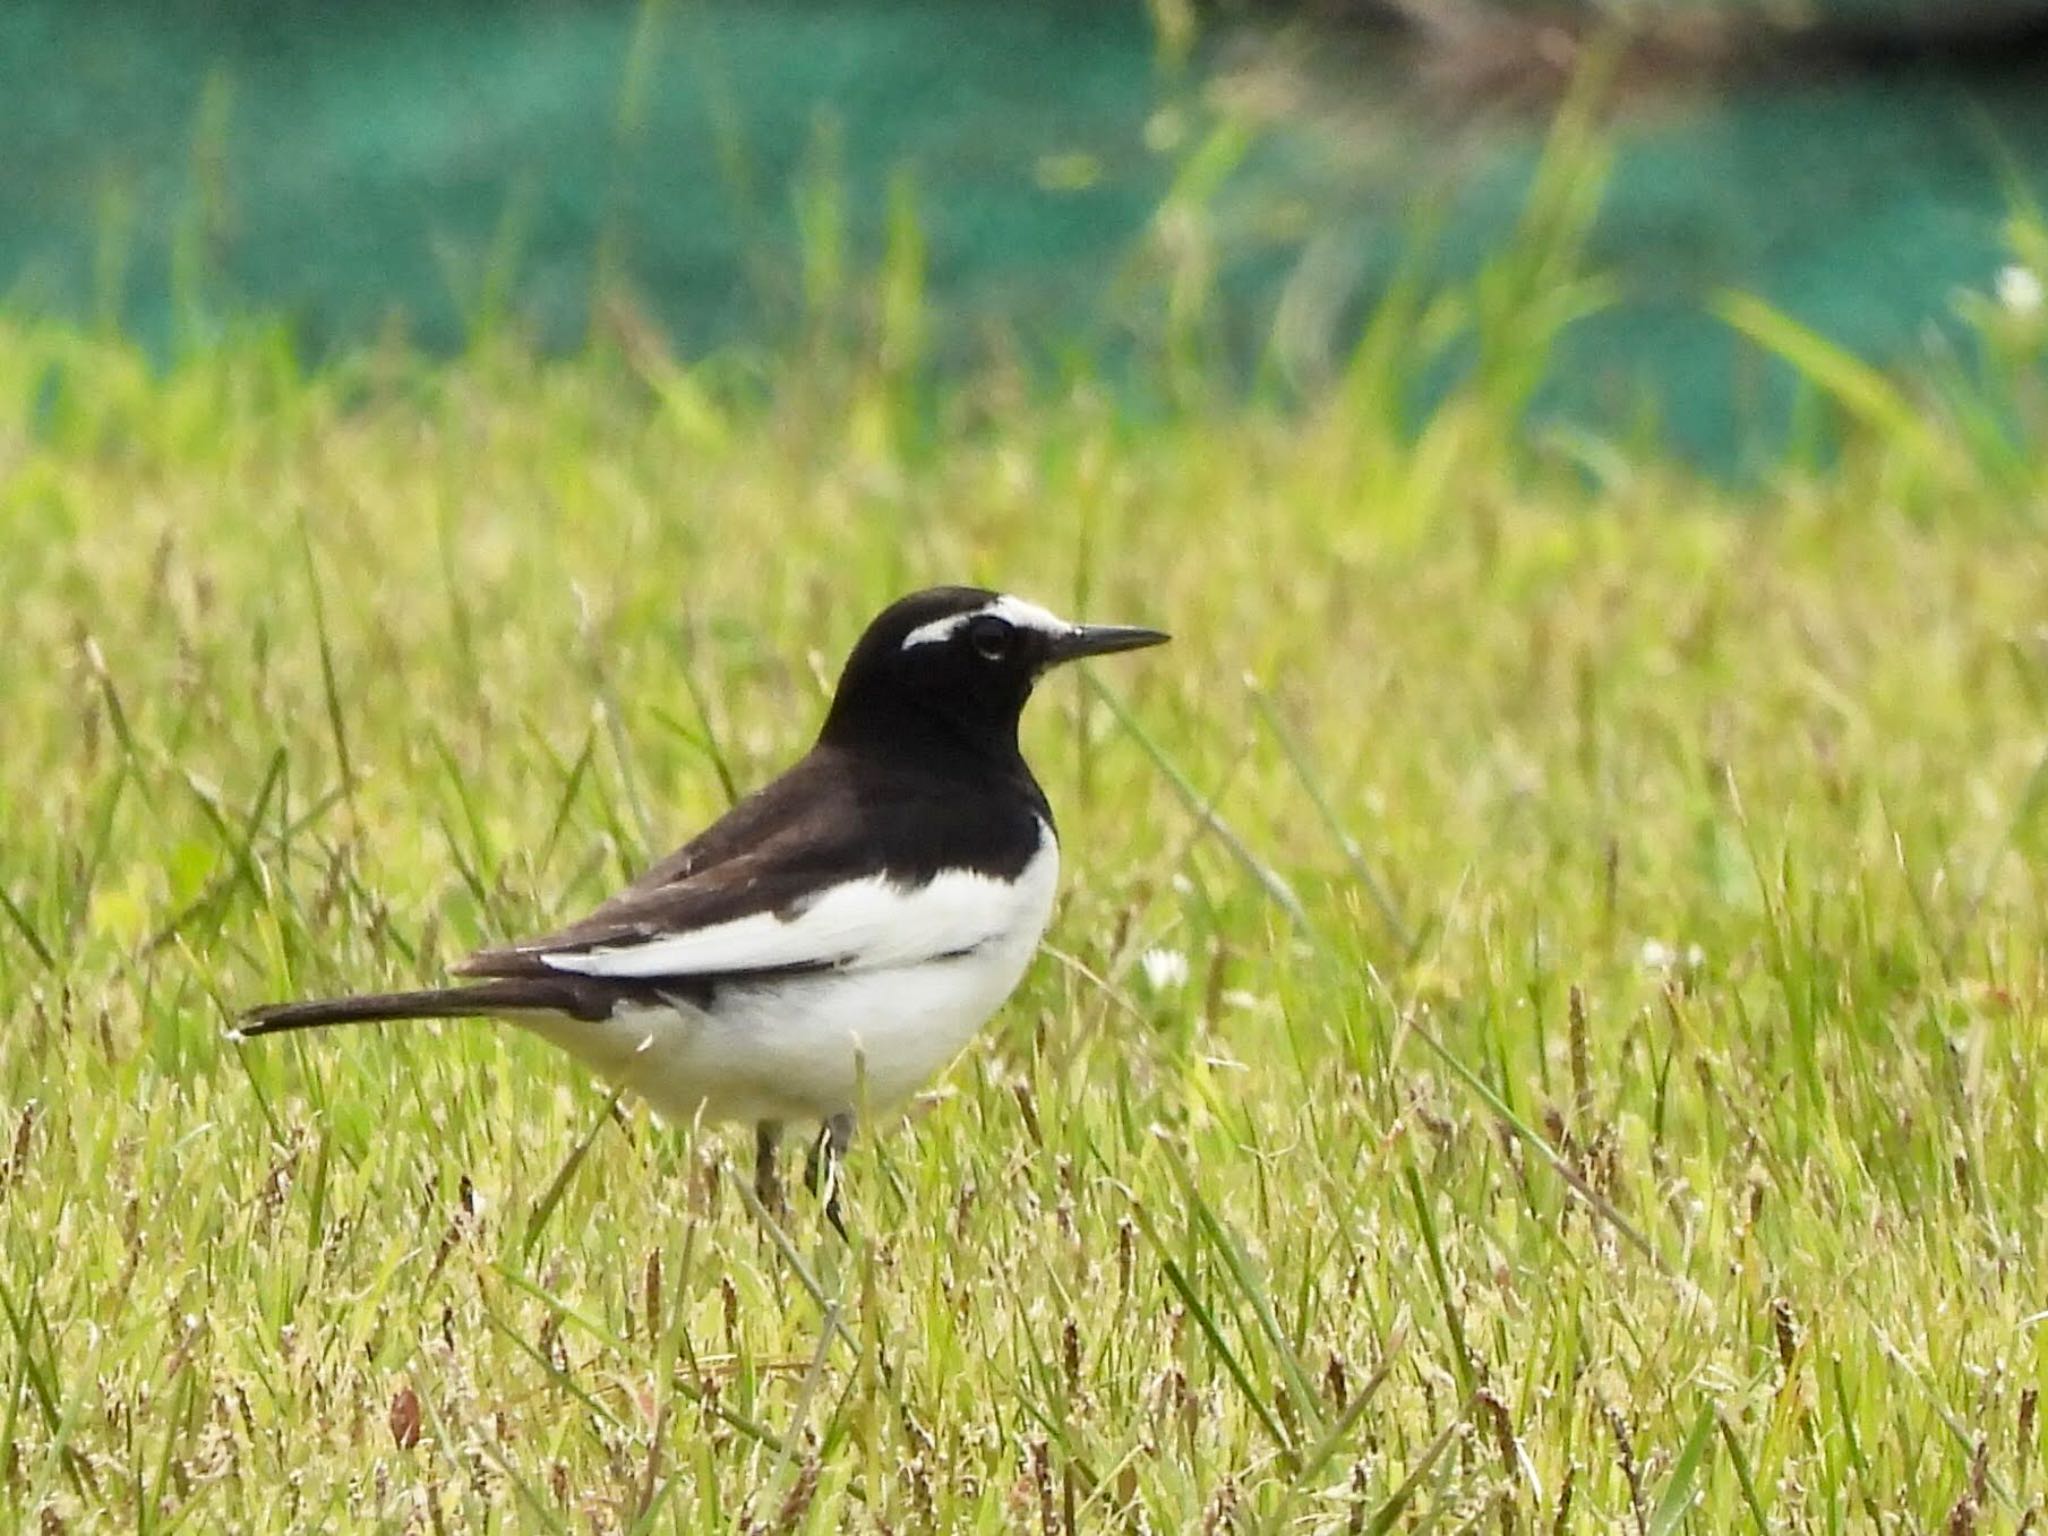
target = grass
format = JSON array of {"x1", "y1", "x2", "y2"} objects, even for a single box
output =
[{"x1": 3, "y1": 229, "x2": 2048, "y2": 1532}]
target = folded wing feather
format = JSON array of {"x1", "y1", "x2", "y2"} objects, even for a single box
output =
[{"x1": 537, "y1": 866, "x2": 1024, "y2": 980}]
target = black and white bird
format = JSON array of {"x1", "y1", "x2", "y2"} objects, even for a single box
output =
[{"x1": 239, "y1": 587, "x2": 1166, "y2": 1229}]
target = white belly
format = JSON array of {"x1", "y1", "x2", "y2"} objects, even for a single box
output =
[{"x1": 516, "y1": 830, "x2": 1059, "y2": 1124}]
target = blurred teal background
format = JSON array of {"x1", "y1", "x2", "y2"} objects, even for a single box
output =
[{"x1": 9, "y1": 0, "x2": 2048, "y2": 467}]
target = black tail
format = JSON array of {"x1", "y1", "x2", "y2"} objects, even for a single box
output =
[{"x1": 237, "y1": 978, "x2": 609, "y2": 1038}]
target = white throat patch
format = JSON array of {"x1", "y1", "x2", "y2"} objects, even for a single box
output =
[{"x1": 900, "y1": 594, "x2": 1074, "y2": 651}]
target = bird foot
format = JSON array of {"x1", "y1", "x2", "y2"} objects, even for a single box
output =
[
  {"x1": 806, "y1": 1112, "x2": 856, "y2": 1239},
  {"x1": 753, "y1": 1121, "x2": 784, "y2": 1216}
]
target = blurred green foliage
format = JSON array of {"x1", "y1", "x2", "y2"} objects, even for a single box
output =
[{"x1": 7, "y1": 0, "x2": 2048, "y2": 467}]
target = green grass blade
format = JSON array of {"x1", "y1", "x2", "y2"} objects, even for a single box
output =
[{"x1": 1646, "y1": 1401, "x2": 1716, "y2": 1536}]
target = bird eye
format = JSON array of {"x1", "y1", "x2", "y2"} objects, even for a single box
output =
[{"x1": 968, "y1": 617, "x2": 1012, "y2": 661}]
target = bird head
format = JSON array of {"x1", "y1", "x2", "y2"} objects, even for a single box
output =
[{"x1": 822, "y1": 586, "x2": 1167, "y2": 756}]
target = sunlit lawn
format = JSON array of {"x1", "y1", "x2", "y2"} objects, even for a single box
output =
[{"x1": 2, "y1": 305, "x2": 2047, "y2": 1531}]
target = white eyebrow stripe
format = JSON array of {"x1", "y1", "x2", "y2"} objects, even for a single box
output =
[{"x1": 901, "y1": 595, "x2": 1075, "y2": 650}]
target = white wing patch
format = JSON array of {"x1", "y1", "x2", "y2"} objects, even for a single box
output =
[
  {"x1": 901, "y1": 594, "x2": 1074, "y2": 650},
  {"x1": 542, "y1": 828, "x2": 1059, "y2": 981}
]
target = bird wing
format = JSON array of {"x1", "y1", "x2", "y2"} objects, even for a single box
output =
[
  {"x1": 457, "y1": 748, "x2": 1048, "y2": 985},
  {"x1": 517, "y1": 860, "x2": 1028, "y2": 980}
]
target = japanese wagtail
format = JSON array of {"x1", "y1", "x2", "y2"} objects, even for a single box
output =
[{"x1": 239, "y1": 587, "x2": 1167, "y2": 1231}]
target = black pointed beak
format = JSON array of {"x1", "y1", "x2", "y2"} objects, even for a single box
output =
[{"x1": 1046, "y1": 623, "x2": 1171, "y2": 665}]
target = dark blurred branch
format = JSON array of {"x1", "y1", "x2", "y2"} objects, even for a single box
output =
[{"x1": 1226, "y1": 0, "x2": 2048, "y2": 110}]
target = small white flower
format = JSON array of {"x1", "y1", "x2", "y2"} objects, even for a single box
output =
[
  {"x1": 1639, "y1": 938, "x2": 1705, "y2": 975},
  {"x1": 1140, "y1": 947, "x2": 1190, "y2": 993},
  {"x1": 1998, "y1": 264, "x2": 2043, "y2": 318}
]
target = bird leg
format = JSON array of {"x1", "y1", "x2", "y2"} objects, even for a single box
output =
[
  {"x1": 805, "y1": 1112, "x2": 856, "y2": 1238},
  {"x1": 753, "y1": 1121, "x2": 783, "y2": 1215}
]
